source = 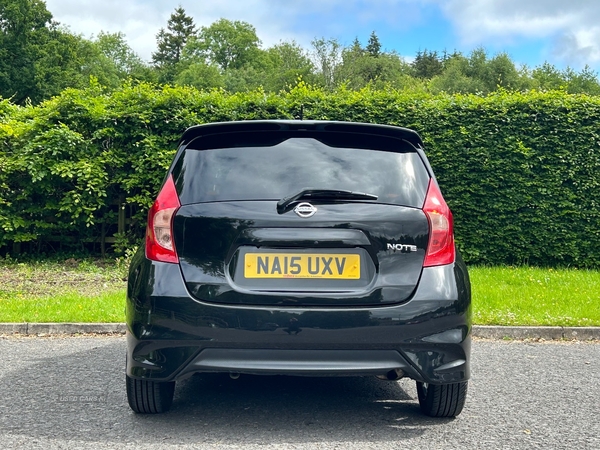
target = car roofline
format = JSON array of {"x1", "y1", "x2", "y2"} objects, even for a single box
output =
[{"x1": 178, "y1": 120, "x2": 425, "y2": 149}]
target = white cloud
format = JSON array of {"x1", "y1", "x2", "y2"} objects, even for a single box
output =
[
  {"x1": 43, "y1": 0, "x2": 600, "y2": 69},
  {"x1": 551, "y1": 28, "x2": 600, "y2": 68},
  {"x1": 45, "y1": 0, "x2": 344, "y2": 61},
  {"x1": 45, "y1": 0, "x2": 431, "y2": 61},
  {"x1": 438, "y1": 0, "x2": 600, "y2": 67},
  {"x1": 46, "y1": 0, "x2": 167, "y2": 60}
]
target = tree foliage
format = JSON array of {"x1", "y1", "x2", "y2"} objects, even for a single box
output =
[
  {"x1": 366, "y1": 31, "x2": 381, "y2": 57},
  {"x1": 2, "y1": 3, "x2": 600, "y2": 105},
  {"x1": 176, "y1": 61, "x2": 224, "y2": 90},
  {"x1": 262, "y1": 41, "x2": 316, "y2": 91},
  {"x1": 311, "y1": 38, "x2": 343, "y2": 89},
  {"x1": 0, "y1": 0, "x2": 60, "y2": 103},
  {"x1": 191, "y1": 19, "x2": 261, "y2": 71},
  {"x1": 428, "y1": 48, "x2": 528, "y2": 94},
  {"x1": 412, "y1": 50, "x2": 444, "y2": 79},
  {"x1": 338, "y1": 39, "x2": 413, "y2": 90},
  {"x1": 95, "y1": 31, "x2": 149, "y2": 80},
  {"x1": 152, "y1": 6, "x2": 196, "y2": 83},
  {"x1": 0, "y1": 0, "x2": 150, "y2": 104}
]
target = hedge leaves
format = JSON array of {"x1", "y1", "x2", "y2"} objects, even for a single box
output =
[{"x1": 1, "y1": 84, "x2": 598, "y2": 267}]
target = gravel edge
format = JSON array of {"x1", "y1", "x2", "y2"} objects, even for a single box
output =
[{"x1": 0, "y1": 323, "x2": 598, "y2": 340}]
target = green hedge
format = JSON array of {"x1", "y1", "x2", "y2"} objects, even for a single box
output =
[{"x1": 1, "y1": 83, "x2": 599, "y2": 267}]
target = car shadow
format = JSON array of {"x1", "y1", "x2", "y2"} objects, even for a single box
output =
[{"x1": 0, "y1": 338, "x2": 455, "y2": 446}]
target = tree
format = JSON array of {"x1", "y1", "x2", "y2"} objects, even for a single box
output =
[
  {"x1": 350, "y1": 37, "x2": 363, "y2": 55},
  {"x1": 485, "y1": 52, "x2": 525, "y2": 92},
  {"x1": 95, "y1": 31, "x2": 150, "y2": 80},
  {"x1": 530, "y1": 63, "x2": 600, "y2": 94},
  {"x1": 334, "y1": 34, "x2": 414, "y2": 90},
  {"x1": 261, "y1": 41, "x2": 316, "y2": 91},
  {"x1": 0, "y1": 0, "x2": 126, "y2": 103},
  {"x1": 412, "y1": 50, "x2": 443, "y2": 79},
  {"x1": 311, "y1": 38, "x2": 342, "y2": 89},
  {"x1": 191, "y1": 19, "x2": 262, "y2": 71},
  {"x1": 338, "y1": 47, "x2": 412, "y2": 90},
  {"x1": 565, "y1": 66, "x2": 600, "y2": 95},
  {"x1": 458, "y1": 48, "x2": 528, "y2": 94},
  {"x1": 175, "y1": 61, "x2": 224, "y2": 90},
  {"x1": 0, "y1": 0, "x2": 54, "y2": 103},
  {"x1": 34, "y1": 28, "x2": 122, "y2": 95},
  {"x1": 177, "y1": 19, "x2": 266, "y2": 92},
  {"x1": 429, "y1": 56, "x2": 486, "y2": 94},
  {"x1": 430, "y1": 48, "x2": 531, "y2": 95},
  {"x1": 532, "y1": 62, "x2": 566, "y2": 91},
  {"x1": 366, "y1": 31, "x2": 381, "y2": 57},
  {"x1": 152, "y1": 7, "x2": 196, "y2": 83}
]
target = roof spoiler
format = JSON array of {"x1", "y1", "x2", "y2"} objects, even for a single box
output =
[{"x1": 178, "y1": 120, "x2": 424, "y2": 149}]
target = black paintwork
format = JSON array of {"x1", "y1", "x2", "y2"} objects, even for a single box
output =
[
  {"x1": 126, "y1": 248, "x2": 471, "y2": 384},
  {"x1": 174, "y1": 201, "x2": 428, "y2": 307},
  {"x1": 177, "y1": 120, "x2": 425, "y2": 149},
  {"x1": 127, "y1": 120, "x2": 471, "y2": 387}
]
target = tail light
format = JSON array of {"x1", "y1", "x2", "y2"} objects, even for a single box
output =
[
  {"x1": 423, "y1": 179, "x2": 455, "y2": 267},
  {"x1": 145, "y1": 175, "x2": 180, "y2": 264}
]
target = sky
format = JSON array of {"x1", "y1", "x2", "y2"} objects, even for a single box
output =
[{"x1": 44, "y1": 0, "x2": 600, "y2": 72}]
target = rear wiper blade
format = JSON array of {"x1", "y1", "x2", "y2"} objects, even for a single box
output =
[{"x1": 277, "y1": 188, "x2": 378, "y2": 212}]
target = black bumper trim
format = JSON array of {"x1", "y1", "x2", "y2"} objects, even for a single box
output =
[{"x1": 181, "y1": 348, "x2": 419, "y2": 377}]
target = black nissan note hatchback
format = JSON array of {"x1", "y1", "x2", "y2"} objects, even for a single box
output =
[{"x1": 126, "y1": 120, "x2": 471, "y2": 417}]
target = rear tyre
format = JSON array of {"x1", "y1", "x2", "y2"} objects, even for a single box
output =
[
  {"x1": 126, "y1": 375, "x2": 175, "y2": 414},
  {"x1": 416, "y1": 381, "x2": 468, "y2": 417}
]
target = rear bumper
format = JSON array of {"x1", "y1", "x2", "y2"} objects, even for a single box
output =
[{"x1": 126, "y1": 254, "x2": 471, "y2": 385}]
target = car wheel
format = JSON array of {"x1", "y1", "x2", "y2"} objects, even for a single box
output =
[
  {"x1": 126, "y1": 375, "x2": 175, "y2": 414},
  {"x1": 416, "y1": 380, "x2": 467, "y2": 417}
]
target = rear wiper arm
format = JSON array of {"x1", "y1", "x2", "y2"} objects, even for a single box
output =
[{"x1": 277, "y1": 188, "x2": 378, "y2": 212}]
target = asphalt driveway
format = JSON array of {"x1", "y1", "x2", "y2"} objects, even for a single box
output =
[{"x1": 0, "y1": 336, "x2": 598, "y2": 449}]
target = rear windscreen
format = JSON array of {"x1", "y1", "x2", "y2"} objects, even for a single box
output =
[{"x1": 172, "y1": 132, "x2": 430, "y2": 207}]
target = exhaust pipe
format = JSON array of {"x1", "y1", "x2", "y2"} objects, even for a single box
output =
[
  {"x1": 377, "y1": 369, "x2": 404, "y2": 381},
  {"x1": 229, "y1": 373, "x2": 241, "y2": 380}
]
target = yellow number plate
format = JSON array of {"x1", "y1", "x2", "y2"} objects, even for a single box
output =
[{"x1": 244, "y1": 253, "x2": 360, "y2": 279}]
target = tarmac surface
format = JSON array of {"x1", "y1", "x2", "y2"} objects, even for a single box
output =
[{"x1": 0, "y1": 334, "x2": 599, "y2": 449}]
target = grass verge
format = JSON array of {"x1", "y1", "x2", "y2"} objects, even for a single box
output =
[
  {"x1": 471, "y1": 266, "x2": 600, "y2": 327},
  {"x1": 0, "y1": 258, "x2": 598, "y2": 326},
  {"x1": 0, "y1": 257, "x2": 126, "y2": 322}
]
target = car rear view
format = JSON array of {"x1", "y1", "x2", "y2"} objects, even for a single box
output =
[{"x1": 126, "y1": 120, "x2": 471, "y2": 417}]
